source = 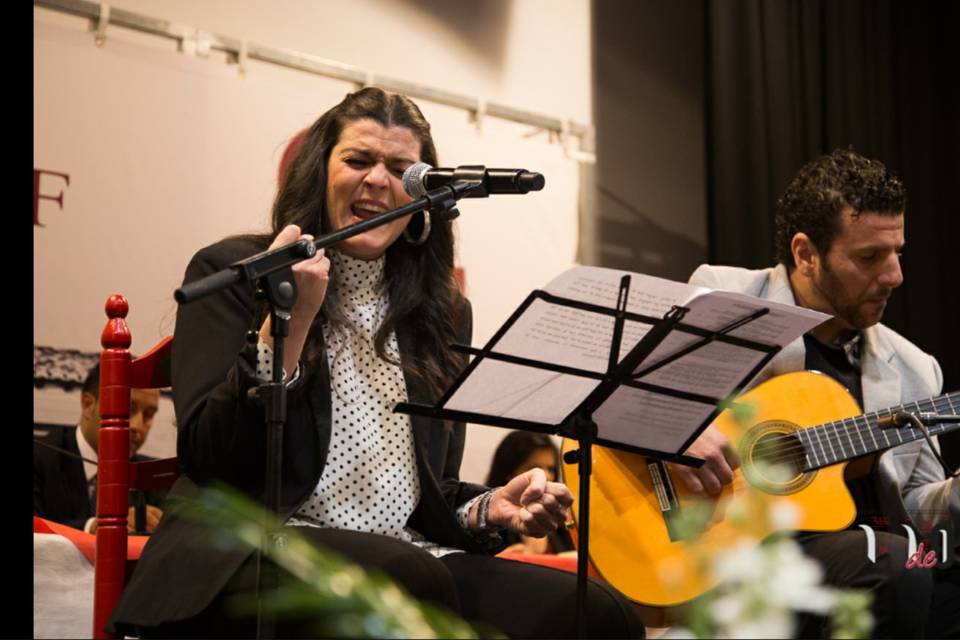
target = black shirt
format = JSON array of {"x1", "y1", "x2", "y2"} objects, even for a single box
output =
[
  {"x1": 802, "y1": 332, "x2": 863, "y2": 407},
  {"x1": 803, "y1": 332, "x2": 887, "y2": 530}
]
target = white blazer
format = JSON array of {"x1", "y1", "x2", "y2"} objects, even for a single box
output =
[{"x1": 690, "y1": 263, "x2": 958, "y2": 547}]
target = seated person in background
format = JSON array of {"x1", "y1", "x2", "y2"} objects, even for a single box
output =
[
  {"x1": 34, "y1": 361, "x2": 165, "y2": 533},
  {"x1": 486, "y1": 431, "x2": 575, "y2": 555}
]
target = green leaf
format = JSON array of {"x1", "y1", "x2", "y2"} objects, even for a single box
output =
[{"x1": 176, "y1": 483, "x2": 489, "y2": 638}]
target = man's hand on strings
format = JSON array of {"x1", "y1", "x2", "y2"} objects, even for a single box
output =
[{"x1": 669, "y1": 425, "x2": 740, "y2": 496}]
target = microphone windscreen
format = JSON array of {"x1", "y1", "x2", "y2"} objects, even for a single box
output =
[{"x1": 402, "y1": 162, "x2": 433, "y2": 198}]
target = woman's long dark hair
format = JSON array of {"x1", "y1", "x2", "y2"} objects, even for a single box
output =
[
  {"x1": 264, "y1": 87, "x2": 464, "y2": 399},
  {"x1": 485, "y1": 431, "x2": 560, "y2": 487}
]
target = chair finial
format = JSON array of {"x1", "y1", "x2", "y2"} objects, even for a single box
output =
[
  {"x1": 105, "y1": 294, "x2": 129, "y2": 318},
  {"x1": 102, "y1": 294, "x2": 132, "y2": 349}
]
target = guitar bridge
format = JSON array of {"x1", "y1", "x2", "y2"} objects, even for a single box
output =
[
  {"x1": 648, "y1": 462, "x2": 672, "y2": 512},
  {"x1": 648, "y1": 459, "x2": 691, "y2": 542}
]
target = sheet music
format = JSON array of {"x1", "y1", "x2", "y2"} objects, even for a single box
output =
[{"x1": 444, "y1": 266, "x2": 828, "y2": 452}]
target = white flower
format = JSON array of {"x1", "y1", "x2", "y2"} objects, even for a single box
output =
[
  {"x1": 713, "y1": 537, "x2": 767, "y2": 583},
  {"x1": 700, "y1": 534, "x2": 840, "y2": 637},
  {"x1": 728, "y1": 609, "x2": 793, "y2": 639},
  {"x1": 670, "y1": 487, "x2": 871, "y2": 638},
  {"x1": 709, "y1": 592, "x2": 746, "y2": 625},
  {"x1": 765, "y1": 539, "x2": 836, "y2": 614},
  {"x1": 769, "y1": 499, "x2": 802, "y2": 530}
]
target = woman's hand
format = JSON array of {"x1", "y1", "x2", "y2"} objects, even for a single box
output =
[
  {"x1": 481, "y1": 468, "x2": 573, "y2": 537},
  {"x1": 258, "y1": 224, "x2": 331, "y2": 379}
]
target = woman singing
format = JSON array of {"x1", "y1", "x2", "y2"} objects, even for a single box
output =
[{"x1": 108, "y1": 87, "x2": 643, "y2": 639}]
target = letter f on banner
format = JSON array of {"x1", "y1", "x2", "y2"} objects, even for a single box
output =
[{"x1": 34, "y1": 169, "x2": 70, "y2": 226}]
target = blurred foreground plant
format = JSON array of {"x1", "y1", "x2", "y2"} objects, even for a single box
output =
[
  {"x1": 178, "y1": 484, "x2": 488, "y2": 639},
  {"x1": 664, "y1": 398, "x2": 874, "y2": 639}
]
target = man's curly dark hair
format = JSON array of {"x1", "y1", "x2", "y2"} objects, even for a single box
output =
[{"x1": 774, "y1": 147, "x2": 906, "y2": 270}]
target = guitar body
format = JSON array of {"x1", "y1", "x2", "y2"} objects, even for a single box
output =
[{"x1": 561, "y1": 370, "x2": 863, "y2": 609}]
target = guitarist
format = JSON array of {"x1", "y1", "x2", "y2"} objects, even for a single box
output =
[{"x1": 678, "y1": 148, "x2": 957, "y2": 638}]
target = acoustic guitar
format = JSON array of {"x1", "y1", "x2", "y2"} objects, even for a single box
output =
[{"x1": 561, "y1": 370, "x2": 958, "y2": 613}]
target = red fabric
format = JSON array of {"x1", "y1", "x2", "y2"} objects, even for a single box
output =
[
  {"x1": 278, "y1": 129, "x2": 307, "y2": 186},
  {"x1": 495, "y1": 551, "x2": 598, "y2": 576},
  {"x1": 33, "y1": 517, "x2": 149, "y2": 565},
  {"x1": 34, "y1": 516, "x2": 590, "y2": 577}
]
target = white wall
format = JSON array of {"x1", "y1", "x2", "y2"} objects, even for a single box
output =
[
  {"x1": 33, "y1": 1, "x2": 590, "y2": 481},
  {"x1": 82, "y1": 0, "x2": 592, "y2": 125}
]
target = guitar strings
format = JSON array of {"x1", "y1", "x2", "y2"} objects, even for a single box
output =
[
  {"x1": 803, "y1": 396, "x2": 960, "y2": 463},
  {"x1": 750, "y1": 411, "x2": 954, "y2": 466},
  {"x1": 752, "y1": 402, "x2": 957, "y2": 469},
  {"x1": 765, "y1": 395, "x2": 955, "y2": 453},
  {"x1": 743, "y1": 394, "x2": 958, "y2": 469},
  {"x1": 748, "y1": 395, "x2": 957, "y2": 460}
]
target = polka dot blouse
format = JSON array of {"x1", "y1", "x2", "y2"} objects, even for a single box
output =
[
  {"x1": 281, "y1": 249, "x2": 420, "y2": 541},
  {"x1": 262, "y1": 250, "x2": 481, "y2": 556}
]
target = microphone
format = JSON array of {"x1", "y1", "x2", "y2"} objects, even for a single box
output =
[
  {"x1": 877, "y1": 411, "x2": 960, "y2": 428},
  {"x1": 402, "y1": 162, "x2": 545, "y2": 198},
  {"x1": 915, "y1": 413, "x2": 960, "y2": 424},
  {"x1": 877, "y1": 411, "x2": 916, "y2": 428}
]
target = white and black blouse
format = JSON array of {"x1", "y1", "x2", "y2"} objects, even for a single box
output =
[{"x1": 260, "y1": 250, "x2": 482, "y2": 556}]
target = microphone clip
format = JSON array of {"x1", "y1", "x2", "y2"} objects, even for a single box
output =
[
  {"x1": 445, "y1": 166, "x2": 489, "y2": 197},
  {"x1": 431, "y1": 204, "x2": 460, "y2": 222},
  {"x1": 419, "y1": 177, "x2": 484, "y2": 221},
  {"x1": 427, "y1": 185, "x2": 463, "y2": 222},
  {"x1": 879, "y1": 411, "x2": 960, "y2": 428},
  {"x1": 877, "y1": 410, "x2": 960, "y2": 478}
]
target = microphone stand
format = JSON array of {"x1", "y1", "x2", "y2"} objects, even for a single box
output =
[
  {"x1": 174, "y1": 182, "x2": 473, "y2": 305},
  {"x1": 174, "y1": 179, "x2": 481, "y2": 639}
]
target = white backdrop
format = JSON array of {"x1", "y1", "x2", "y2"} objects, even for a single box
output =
[{"x1": 33, "y1": 7, "x2": 581, "y2": 481}]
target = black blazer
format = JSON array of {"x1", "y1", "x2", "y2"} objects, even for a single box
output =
[
  {"x1": 33, "y1": 424, "x2": 167, "y2": 530},
  {"x1": 109, "y1": 237, "x2": 493, "y2": 633}
]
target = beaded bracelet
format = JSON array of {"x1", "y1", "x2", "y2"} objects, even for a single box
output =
[{"x1": 476, "y1": 489, "x2": 503, "y2": 533}]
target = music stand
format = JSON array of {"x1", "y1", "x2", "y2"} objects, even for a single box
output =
[{"x1": 396, "y1": 274, "x2": 782, "y2": 638}]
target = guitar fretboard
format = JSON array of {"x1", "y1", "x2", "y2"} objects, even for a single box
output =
[{"x1": 798, "y1": 391, "x2": 959, "y2": 470}]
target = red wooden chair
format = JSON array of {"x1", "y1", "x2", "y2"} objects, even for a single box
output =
[{"x1": 93, "y1": 294, "x2": 179, "y2": 639}]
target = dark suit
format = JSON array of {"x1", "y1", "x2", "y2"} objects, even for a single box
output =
[
  {"x1": 33, "y1": 424, "x2": 167, "y2": 530},
  {"x1": 108, "y1": 237, "x2": 492, "y2": 632}
]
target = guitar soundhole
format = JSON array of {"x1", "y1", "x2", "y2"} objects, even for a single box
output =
[{"x1": 741, "y1": 422, "x2": 814, "y2": 495}]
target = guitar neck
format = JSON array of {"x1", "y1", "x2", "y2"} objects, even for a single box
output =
[{"x1": 799, "y1": 391, "x2": 960, "y2": 470}]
